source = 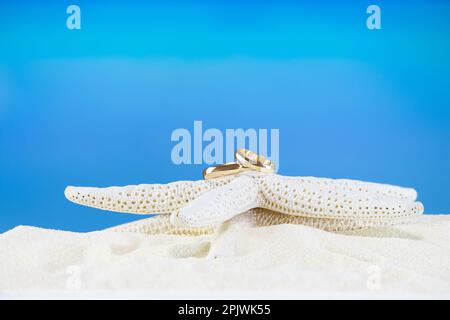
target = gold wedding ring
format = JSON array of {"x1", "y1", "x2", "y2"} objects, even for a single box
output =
[
  {"x1": 203, "y1": 162, "x2": 250, "y2": 180},
  {"x1": 235, "y1": 148, "x2": 275, "y2": 174},
  {"x1": 203, "y1": 149, "x2": 275, "y2": 180}
]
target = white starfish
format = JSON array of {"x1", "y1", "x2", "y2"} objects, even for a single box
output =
[{"x1": 64, "y1": 172, "x2": 424, "y2": 235}]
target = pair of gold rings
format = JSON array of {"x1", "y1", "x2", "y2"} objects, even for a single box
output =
[{"x1": 203, "y1": 149, "x2": 275, "y2": 180}]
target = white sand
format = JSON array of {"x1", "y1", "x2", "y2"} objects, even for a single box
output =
[{"x1": 1, "y1": 215, "x2": 450, "y2": 299}]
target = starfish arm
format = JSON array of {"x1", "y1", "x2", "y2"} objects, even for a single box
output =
[
  {"x1": 172, "y1": 175, "x2": 260, "y2": 227},
  {"x1": 106, "y1": 214, "x2": 217, "y2": 236},
  {"x1": 105, "y1": 207, "x2": 422, "y2": 236},
  {"x1": 64, "y1": 176, "x2": 236, "y2": 215},
  {"x1": 257, "y1": 175, "x2": 424, "y2": 220},
  {"x1": 248, "y1": 208, "x2": 422, "y2": 232},
  {"x1": 333, "y1": 178, "x2": 418, "y2": 201}
]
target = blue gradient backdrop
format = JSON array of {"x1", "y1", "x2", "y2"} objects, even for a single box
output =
[{"x1": 1, "y1": 1, "x2": 449, "y2": 232}]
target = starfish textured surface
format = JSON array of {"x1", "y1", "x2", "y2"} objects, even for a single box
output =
[
  {"x1": 65, "y1": 172, "x2": 424, "y2": 232},
  {"x1": 108, "y1": 209, "x2": 422, "y2": 236}
]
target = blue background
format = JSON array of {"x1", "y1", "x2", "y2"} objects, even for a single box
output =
[{"x1": 1, "y1": 1, "x2": 449, "y2": 232}]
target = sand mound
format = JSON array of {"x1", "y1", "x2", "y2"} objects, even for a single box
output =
[{"x1": 1, "y1": 215, "x2": 450, "y2": 299}]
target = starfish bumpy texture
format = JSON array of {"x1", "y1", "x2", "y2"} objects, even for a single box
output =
[{"x1": 65, "y1": 171, "x2": 424, "y2": 236}]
